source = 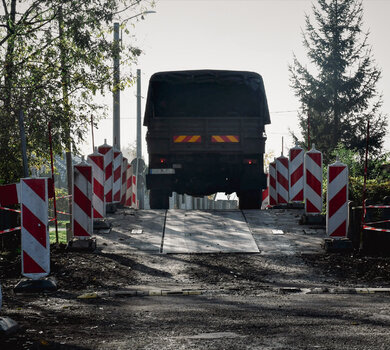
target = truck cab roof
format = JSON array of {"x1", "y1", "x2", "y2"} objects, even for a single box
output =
[{"x1": 144, "y1": 69, "x2": 270, "y2": 126}]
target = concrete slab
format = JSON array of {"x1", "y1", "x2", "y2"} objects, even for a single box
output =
[
  {"x1": 243, "y1": 209, "x2": 325, "y2": 255},
  {"x1": 96, "y1": 209, "x2": 165, "y2": 253},
  {"x1": 163, "y1": 210, "x2": 259, "y2": 253}
]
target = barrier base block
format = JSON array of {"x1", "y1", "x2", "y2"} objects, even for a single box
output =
[
  {"x1": 93, "y1": 220, "x2": 111, "y2": 229},
  {"x1": 0, "y1": 317, "x2": 19, "y2": 335},
  {"x1": 67, "y1": 237, "x2": 97, "y2": 251},
  {"x1": 300, "y1": 214, "x2": 325, "y2": 226},
  {"x1": 287, "y1": 202, "x2": 304, "y2": 209},
  {"x1": 14, "y1": 277, "x2": 57, "y2": 294},
  {"x1": 323, "y1": 238, "x2": 353, "y2": 253},
  {"x1": 93, "y1": 220, "x2": 112, "y2": 234},
  {"x1": 106, "y1": 203, "x2": 117, "y2": 214},
  {"x1": 269, "y1": 204, "x2": 288, "y2": 209}
]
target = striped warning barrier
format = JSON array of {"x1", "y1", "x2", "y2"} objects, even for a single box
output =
[
  {"x1": 269, "y1": 160, "x2": 277, "y2": 206},
  {"x1": 0, "y1": 181, "x2": 54, "y2": 207},
  {"x1": 327, "y1": 159, "x2": 349, "y2": 238},
  {"x1": 0, "y1": 226, "x2": 21, "y2": 235},
  {"x1": 363, "y1": 225, "x2": 390, "y2": 233},
  {"x1": 88, "y1": 148, "x2": 106, "y2": 219},
  {"x1": 0, "y1": 183, "x2": 20, "y2": 206},
  {"x1": 125, "y1": 164, "x2": 132, "y2": 207},
  {"x1": 73, "y1": 160, "x2": 93, "y2": 239},
  {"x1": 121, "y1": 157, "x2": 128, "y2": 205},
  {"x1": 21, "y1": 178, "x2": 50, "y2": 280},
  {"x1": 304, "y1": 145, "x2": 323, "y2": 215},
  {"x1": 56, "y1": 194, "x2": 72, "y2": 200},
  {"x1": 113, "y1": 148, "x2": 123, "y2": 203},
  {"x1": 0, "y1": 206, "x2": 21, "y2": 213},
  {"x1": 365, "y1": 219, "x2": 390, "y2": 225},
  {"x1": 366, "y1": 205, "x2": 390, "y2": 209},
  {"x1": 276, "y1": 155, "x2": 289, "y2": 204},
  {"x1": 289, "y1": 145, "x2": 304, "y2": 202},
  {"x1": 98, "y1": 140, "x2": 114, "y2": 204},
  {"x1": 56, "y1": 210, "x2": 71, "y2": 216},
  {"x1": 132, "y1": 174, "x2": 138, "y2": 209}
]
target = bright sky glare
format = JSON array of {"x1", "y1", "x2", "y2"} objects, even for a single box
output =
[{"x1": 82, "y1": 0, "x2": 390, "y2": 161}]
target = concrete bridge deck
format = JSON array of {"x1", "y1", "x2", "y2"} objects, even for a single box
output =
[{"x1": 97, "y1": 209, "x2": 325, "y2": 255}]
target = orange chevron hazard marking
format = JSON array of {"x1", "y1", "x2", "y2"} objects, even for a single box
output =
[
  {"x1": 173, "y1": 135, "x2": 201, "y2": 143},
  {"x1": 211, "y1": 135, "x2": 240, "y2": 143}
]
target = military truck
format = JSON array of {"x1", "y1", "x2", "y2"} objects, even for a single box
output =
[{"x1": 144, "y1": 70, "x2": 271, "y2": 209}]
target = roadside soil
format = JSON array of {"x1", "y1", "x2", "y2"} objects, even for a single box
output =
[{"x1": 1, "y1": 231, "x2": 390, "y2": 349}]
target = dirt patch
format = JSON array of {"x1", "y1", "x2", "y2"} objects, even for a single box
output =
[
  {"x1": 302, "y1": 252, "x2": 390, "y2": 287},
  {"x1": 1, "y1": 244, "x2": 390, "y2": 349}
]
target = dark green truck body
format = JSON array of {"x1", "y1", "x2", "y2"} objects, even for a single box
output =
[{"x1": 144, "y1": 70, "x2": 271, "y2": 209}]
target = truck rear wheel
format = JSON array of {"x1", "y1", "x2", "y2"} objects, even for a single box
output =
[
  {"x1": 239, "y1": 190, "x2": 261, "y2": 210},
  {"x1": 149, "y1": 189, "x2": 169, "y2": 209}
]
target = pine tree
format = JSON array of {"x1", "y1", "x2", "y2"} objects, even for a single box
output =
[{"x1": 289, "y1": 0, "x2": 387, "y2": 163}]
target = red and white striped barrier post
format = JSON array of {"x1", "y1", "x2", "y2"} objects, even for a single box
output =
[
  {"x1": 72, "y1": 160, "x2": 93, "y2": 239},
  {"x1": 113, "y1": 148, "x2": 123, "y2": 204},
  {"x1": 304, "y1": 145, "x2": 323, "y2": 215},
  {"x1": 121, "y1": 157, "x2": 128, "y2": 206},
  {"x1": 327, "y1": 159, "x2": 349, "y2": 238},
  {"x1": 289, "y1": 145, "x2": 304, "y2": 202},
  {"x1": 268, "y1": 160, "x2": 277, "y2": 206},
  {"x1": 132, "y1": 173, "x2": 138, "y2": 209},
  {"x1": 125, "y1": 164, "x2": 133, "y2": 207},
  {"x1": 0, "y1": 183, "x2": 20, "y2": 206},
  {"x1": 276, "y1": 155, "x2": 289, "y2": 204},
  {"x1": 98, "y1": 140, "x2": 114, "y2": 209},
  {"x1": 87, "y1": 148, "x2": 106, "y2": 219},
  {"x1": 20, "y1": 178, "x2": 50, "y2": 280}
]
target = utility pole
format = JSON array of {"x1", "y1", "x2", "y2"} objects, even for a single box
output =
[
  {"x1": 136, "y1": 69, "x2": 141, "y2": 159},
  {"x1": 113, "y1": 22, "x2": 120, "y2": 149},
  {"x1": 58, "y1": 6, "x2": 73, "y2": 227}
]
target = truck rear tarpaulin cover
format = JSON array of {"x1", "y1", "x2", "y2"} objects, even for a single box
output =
[{"x1": 144, "y1": 70, "x2": 271, "y2": 125}]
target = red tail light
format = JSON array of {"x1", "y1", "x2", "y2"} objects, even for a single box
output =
[{"x1": 244, "y1": 159, "x2": 257, "y2": 165}]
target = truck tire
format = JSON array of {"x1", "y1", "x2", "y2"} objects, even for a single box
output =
[
  {"x1": 149, "y1": 190, "x2": 169, "y2": 209},
  {"x1": 239, "y1": 190, "x2": 261, "y2": 210}
]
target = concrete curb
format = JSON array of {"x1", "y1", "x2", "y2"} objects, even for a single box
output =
[
  {"x1": 277, "y1": 287, "x2": 390, "y2": 295},
  {"x1": 76, "y1": 289, "x2": 204, "y2": 299},
  {"x1": 75, "y1": 286, "x2": 390, "y2": 299}
]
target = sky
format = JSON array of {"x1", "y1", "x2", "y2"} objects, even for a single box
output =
[{"x1": 81, "y1": 0, "x2": 390, "y2": 162}]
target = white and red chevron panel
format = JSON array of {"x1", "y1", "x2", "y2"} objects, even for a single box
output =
[
  {"x1": 276, "y1": 155, "x2": 289, "y2": 204},
  {"x1": 125, "y1": 164, "x2": 132, "y2": 207},
  {"x1": 72, "y1": 161, "x2": 93, "y2": 238},
  {"x1": 121, "y1": 157, "x2": 128, "y2": 205},
  {"x1": 304, "y1": 146, "x2": 323, "y2": 214},
  {"x1": 98, "y1": 140, "x2": 114, "y2": 204},
  {"x1": 132, "y1": 174, "x2": 138, "y2": 209},
  {"x1": 113, "y1": 148, "x2": 123, "y2": 203},
  {"x1": 289, "y1": 145, "x2": 304, "y2": 202},
  {"x1": 88, "y1": 149, "x2": 106, "y2": 219},
  {"x1": 327, "y1": 160, "x2": 349, "y2": 238},
  {"x1": 21, "y1": 178, "x2": 50, "y2": 280},
  {"x1": 268, "y1": 161, "x2": 277, "y2": 206}
]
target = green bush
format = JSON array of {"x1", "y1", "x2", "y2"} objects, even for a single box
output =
[{"x1": 349, "y1": 177, "x2": 390, "y2": 205}]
